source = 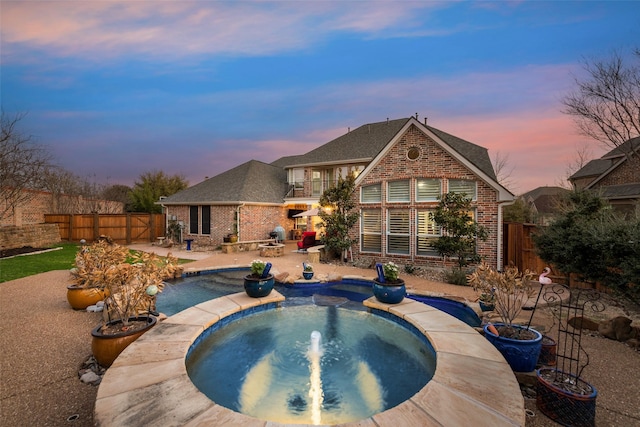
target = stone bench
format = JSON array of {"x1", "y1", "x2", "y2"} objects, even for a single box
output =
[
  {"x1": 220, "y1": 239, "x2": 276, "y2": 254},
  {"x1": 307, "y1": 245, "x2": 325, "y2": 263}
]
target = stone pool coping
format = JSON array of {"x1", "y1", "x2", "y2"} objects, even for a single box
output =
[{"x1": 94, "y1": 291, "x2": 525, "y2": 426}]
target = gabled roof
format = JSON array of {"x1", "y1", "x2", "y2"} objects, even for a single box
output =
[
  {"x1": 570, "y1": 136, "x2": 640, "y2": 181},
  {"x1": 272, "y1": 118, "x2": 410, "y2": 167},
  {"x1": 273, "y1": 117, "x2": 498, "y2": 181},
  {"x1": 160, "y1": 160, "x2": 286, "y2": 205},
  {"x1": 520, "y1": 186, "x2": 569, "y2": 215},
  {"x1": 598, "y1": 182, "x2": 640, "y2": 199}
]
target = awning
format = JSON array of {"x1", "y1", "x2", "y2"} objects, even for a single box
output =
[
  {"x1": 287, "y1": 209, "x2": 304, "y2": 218},
  {"x1": 293, "y1": 208, "x2": 319, "y2": 218}
]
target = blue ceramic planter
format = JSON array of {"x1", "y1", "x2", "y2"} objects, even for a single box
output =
[
  {"x1": 302, "y1": 271, "x2": 314, "y2": 280},
  {"x1": 243, "y1": 274, "x2": 275, "y2": 298},
  {"x1": 484, "y1": 323, "x2": 542, "y2": 372},
  {"x1": 372, "y1": 279, "x2": 406, "y2": 304}
]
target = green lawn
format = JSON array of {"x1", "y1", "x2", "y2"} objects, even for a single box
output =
[{"x1": 0, "y1": 243, "x2": 194, "y2": 283}]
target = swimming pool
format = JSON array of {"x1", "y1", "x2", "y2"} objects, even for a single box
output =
[{"x1": 158, "y1": 268, "x2": 481, "y2": 327}]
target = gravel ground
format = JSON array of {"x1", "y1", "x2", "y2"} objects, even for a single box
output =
[{"x1": 1, "y1": 244, "x2": 638, "y2": 427}]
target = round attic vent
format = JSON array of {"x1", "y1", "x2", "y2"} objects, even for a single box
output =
[{"x1": 407, "y1": 147, "x2": 421, "y2": 160}]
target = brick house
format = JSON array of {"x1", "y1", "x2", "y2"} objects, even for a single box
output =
[
  {"x1": 160, "y1": 117, "x2": 514, "y2": 269},
  {"x1": 569, "y1": 137, "x2": 640, "y2": 216}
]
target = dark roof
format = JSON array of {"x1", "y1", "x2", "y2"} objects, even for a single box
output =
[
  {"x1": 160, "y1": 160, "x2": 287, "y2": 205},
  {"x1": 598, "y1": 182, "x2": 640, "y2": 199},
  {"x1": 273, "y1": 117, "x2": 497, "y2": 180},
  {"x1": 570, "y1": 136, "x2": 640, "y2": 180},
  {"x1": 601, "y1": 136, "x2": 640, "y2": 159},
  {"x1": 273, "y1": 118, "x2": 410, "y2": 167},
  {"x1": 520, "y1": 186, "x2": 569, "y2": 215}
]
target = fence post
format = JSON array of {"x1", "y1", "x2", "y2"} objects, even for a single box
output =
[
  {"x1": 126, "y1": 213, "x2": 132, "y2": 245},
  {"x1": 150, "y1": 214, "x2": 156, "y2": 242},
  {"x1": 93, "y1": 213, "x2": 99, "y2": 241}
]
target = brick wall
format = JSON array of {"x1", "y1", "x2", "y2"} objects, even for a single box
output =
[
  {"x1": 1, "y1": 188, "x2": 124, "y2": 227},
  {"x1": 594, "y1": 156, "x2": 640, "y2": 187},
  {"x1": 352, "y1": 124, "x2": 500, "y2": 269},
  {"x1": 0, "y1": 224, "x2": 61, "y2": 250}
]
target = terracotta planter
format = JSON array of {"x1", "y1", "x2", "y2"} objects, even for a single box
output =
[
  {"x1": 91, "y1": 316, "x2": 157, "y2": 367},
  {"x1": 536, "y1": 367, "x2": 597, "y2": 427},
  {"x1": 66, "y1": 285, "x2": 108, "y2": 310},
  {"x1": 243, "y1": 274, "x2": 275, "y2": 297},
  {"x1": 372, "y1": 279, "x2": 406, "y2": 304},
  {"x1": 537, "y1": 335, "x2": 557, "y2": 367}
]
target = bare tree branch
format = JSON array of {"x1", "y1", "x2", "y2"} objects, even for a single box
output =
[
  {"x1": 562, "y1": 48, "x2": 640, "y2": 159},
  {"x1": 0, "y1": 111, "x2": 52, "y2": 220},
  {"x1": 492, "y1": 150, "x2": 516, "y2": 192}
]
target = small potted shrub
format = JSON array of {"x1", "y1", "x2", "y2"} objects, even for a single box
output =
[
  {"x1": 372, "y1": 262, "x2": 406, "y2": 304},
  {"x1": 243, "y1": 259, "x2": 274, "y2": 297},
  {"x1": 468, "y1": 262, "x2": 542, "y2": 372},
  {"x1": 478, "y1": 290, "x2": 496, "y2": 312},
  {"x1": 302, "y1": 262, "x2": 314, "y2": 280},
  {"x1": 90, "y1": 247, "x2": 181, "y2": 367},
  {"x1": 67, "y1": 238, "x2": 127, "y2": 310}
]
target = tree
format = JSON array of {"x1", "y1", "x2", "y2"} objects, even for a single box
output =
[
  {"x1": 431, "y1": 192, "x2": 488, "y2": 270},
  {"x1": 102, "y1": 184, "x2": 133, "y2": 211},
  {"x1": 130, "y1": 171, "x2": 188, "y2": 213},
  {"x1": 562, "y1": 47, "x2": 640, "y2": 158},
  {"x1": 533, "y1": 190, "x2": 640, "y2": 303},
  {"x1": 492, "y1": 150, "x2": 516, "y2": 192},
  {"x1": 317, "y1": 174, "x2": 359, "y2": 260},
  {"x1": 0, "y1": 112, "x2": 52, "y2": 220},
  {"x1": 503, "y1": 198, "x2": 536, "y2": 223}
]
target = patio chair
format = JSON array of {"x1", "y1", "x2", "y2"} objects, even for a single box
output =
[{"x1": 297, "y1": 231, "x2": 317, "y2": 251}]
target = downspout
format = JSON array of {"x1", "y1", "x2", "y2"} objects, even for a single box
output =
[
  {"x1": 497, "y1": 200, "x2": 516, "y2": 271},
  {"x1": 236, "y1": 204, "x2": 245, "y2": 240}
]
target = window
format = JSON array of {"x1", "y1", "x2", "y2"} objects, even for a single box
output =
[
  {"x1": 417, "y1": 210, "x2": 441, "y2": 256},
  {"x1": 387, "y1": 180, "x2": 410, "y2": 202},
  {"x1": 189, "y1": 206, "x2": 198, "y2": 234},
  {"x1": 416, "y1": 178, "x2": 441, "y2": 201},
  {"x1": 201, "y1": 206, "x2": 211, "y2": 235},
  {"x1": 361, "y1": 209, "x2": 381, "y2": 252},
  {"x1": 312, "y1": 170, "x2": 322, "y2": 196},
  {"x1": 448, "y1": 179, "x2": 476, "y2": 200},
  {"x1": 387, "y1": 209, "x2": 410, "y2": 254},
  {"x1": 361, "y1": 183, "x2": 381, "y2": 203},
  {"x1": 291, "y1": 168, "x2": 304, "y2": 189},
  {"x1": 189, "y1": 205, "x2": 211, "y2": 235}
]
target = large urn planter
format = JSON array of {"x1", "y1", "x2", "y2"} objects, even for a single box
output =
[
  {"x1": 536, "y1": 367, "x2": 597, "y2": 427},
  {"x1": 243, "y1": 274, "x2": 275, "y2": 298},
  {"x1": 372, "y1": 279, "x2": 406, "y2": 304},
  {"x1": 66, "y1": 285, "x2": 108, "y2": 310},
  {"x1": 91, "y1": 316, "x2": 157, "y2": 367},
  {"x1": 483, "y1": 323, "x2": 543, "y2": 372}
]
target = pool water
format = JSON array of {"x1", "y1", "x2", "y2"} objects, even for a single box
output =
[
  {"x1": 186, "y1": 304, "x2": 436, "y2": 425},
  {"x1": 158, "y1": 269, "x2": 481, "y2": 327}
]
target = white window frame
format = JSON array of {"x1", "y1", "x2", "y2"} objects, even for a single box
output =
[
  {"x1": 291, "y1": 168, "x2": 305, "y2": 189},
  {"x1": 387, "y1": 180, "x2": 410, "y2": 203},
  {"x1": 387, "y1": 209, "x2": 410, "y2": 254},
  {"x1": 360, "y1": 208, "x2": 382, "y2": 253},
  {"x1": 448, "y1": 179, "x2": 477, "y2": 200},
  {"x1": 416, "y1": 178, "x2": 441, "y2": 202},
  {"x1": 416, "y1": 209, "x2": 441, "y2": 256},
  {"x1": 361, "y1": 183, "x2": 382, "y2": 203}
]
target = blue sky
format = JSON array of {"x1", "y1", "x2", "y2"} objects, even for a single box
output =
[{"x1": 2, "y1": 1, "x2": 639, "y2": 194}]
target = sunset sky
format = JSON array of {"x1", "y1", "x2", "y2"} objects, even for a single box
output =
[{"x1": 2, "y1": 1, "x2": 639, "y2": 194}]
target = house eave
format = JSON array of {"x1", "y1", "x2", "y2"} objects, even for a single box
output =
[{"x1": 282, "y1": 158, "x2": 372, "y2": 169}]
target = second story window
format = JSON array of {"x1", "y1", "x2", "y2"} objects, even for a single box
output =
[
  {"x1": 449, "y1": 179, "x2": 477, "y2": 200},
  {"x1": 416, "y1": 178, "x2": 441, "y2": 202},
  {"x1": 361, "y1": 183, "x2": 381, "y2": 203},
  {"x1": 291, "y1": 168, "x2": 304, "y2": 189},
  {"x1": 387, "y1": 180, "x2": 410, "y2": 202}
]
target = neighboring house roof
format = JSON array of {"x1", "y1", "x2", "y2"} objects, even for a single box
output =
[
  {"x1": 520, "y1": 186, "x2": 569, "y2": 215},
  {"x1": 598, "y1": 182, "x2": 640, "y2": 199},
  {"x1": 160, "y1": 160, "x2": 286, "y2": 205},
  {"x1": 570, "y1": 137, "x2": 640, "y2": 181}
]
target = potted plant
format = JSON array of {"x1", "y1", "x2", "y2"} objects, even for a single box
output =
[
  {"x1": 243, "y1": 259, "x2": 274, "y2": 297},
  {"x1": 90, "y1": 246, "x2": 180, "y2": 367},
  {"x1": 302, "y1": 262, "x2": 314, "y2": 280},
  {"x1": 467, "y1": 262, "x2": 542, "y2": 372},
  {"x1": 67, "y1": 239, "x2": 127, "y2": 310},
  {"x1": 478, "y1": 290, "x2": 496, "y2": 312},
  {"x1": 372, "y1": 262, "x2": 406, "y2": 304}
]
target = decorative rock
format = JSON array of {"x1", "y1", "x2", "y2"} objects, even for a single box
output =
[{"x1": 80, "y1": 371, "x2": 101, "y2": 385}]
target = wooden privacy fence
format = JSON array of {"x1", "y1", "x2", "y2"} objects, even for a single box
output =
[
  {"x1": 503, "y1": 222, "x2": 608, "y2": 291},
  {"x1": 44, "y1": 213, "x2": 165, "y2": 244}
]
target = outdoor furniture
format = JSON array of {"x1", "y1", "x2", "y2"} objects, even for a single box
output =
[{"x1": 297, "y1": 232, "x2": 317, "y2": 251}]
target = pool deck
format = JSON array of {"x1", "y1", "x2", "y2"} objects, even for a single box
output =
[{"x1": 94, "y1": 287, "x2": 525, "y2": 426}]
